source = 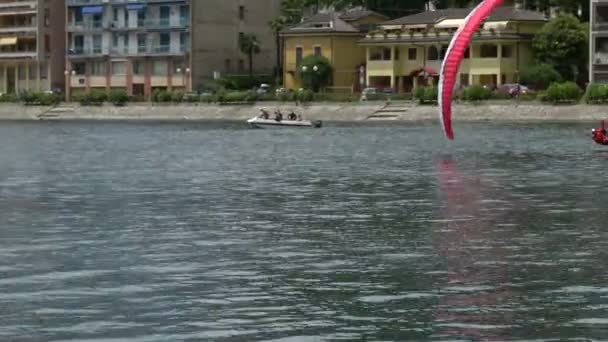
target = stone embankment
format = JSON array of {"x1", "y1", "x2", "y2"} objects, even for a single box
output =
[{"x1": 0, "y1": 101, "x2": 605, "y2": 122}]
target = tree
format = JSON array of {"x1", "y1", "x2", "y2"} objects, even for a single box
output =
[
  {"x1": 239, "y1": 34, "x2": 261, "y2": 76},
  {"x1": 519, "y1": 63, "x2": 563, "y2": 89},
  {"x1": 532, "y1": 14, "x2": 587, "y2": 82},
  {"x1": 269, "y1": 16, "x2": 288, "y2": 85},
  {"x1": 297, "y1": 55, "x2": 333, "y2": 92}
]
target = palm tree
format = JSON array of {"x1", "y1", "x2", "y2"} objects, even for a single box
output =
[
  {"x1": 269, "y1": 16, "x2": 287, "y2": 84},
  {"x1": 239, "y1": 34, "x2": 261, "y2": 77}
]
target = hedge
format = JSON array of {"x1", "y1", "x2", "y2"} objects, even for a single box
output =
[{"x1": 544, "y1": 82, "x2": 582, "y2": 104}]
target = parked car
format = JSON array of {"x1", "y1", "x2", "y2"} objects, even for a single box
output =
[
  {"x1": 256, "y1": 83, "x2": 271, "y2": 95},
  {"x1": 497, "y1": 83, "x2": 529, "y2": 97}
]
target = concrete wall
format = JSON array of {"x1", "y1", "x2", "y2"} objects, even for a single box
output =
[{"x1": 191, "y1": 0, "x2": 281, "y2": 89}]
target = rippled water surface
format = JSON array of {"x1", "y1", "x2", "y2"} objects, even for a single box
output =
[{"x1": 1, "y1": 120, "x2": 607, "y2": 341}]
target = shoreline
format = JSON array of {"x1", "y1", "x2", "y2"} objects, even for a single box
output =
[{"x1": 0, "y1": 101, "x2": 606, "y2": 122}]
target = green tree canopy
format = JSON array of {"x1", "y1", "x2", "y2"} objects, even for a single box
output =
[
  {"x1": 297, "y1": 55, "x2": 333, "y2": 92},
  {"x1": 532, "y1": 14, "x2": 588, "y2": 82}
]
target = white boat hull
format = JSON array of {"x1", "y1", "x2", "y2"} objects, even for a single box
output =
[{"x1": 247, "y1": 117, "x2": 322, "y2": 129}]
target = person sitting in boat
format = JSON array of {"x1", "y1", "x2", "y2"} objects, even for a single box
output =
[
  {"x1": 259, "y1": 108, "x2": 270, "y2": 119},
  {"x1": 288, "y1": 111, "x2": 297, "y2": 121},
  {"x1": 297, "y1": 114, "x2": 303, "y2": 121},
  {"x1": 274, "y1": 110, "x2": 283, "y2": 122}
]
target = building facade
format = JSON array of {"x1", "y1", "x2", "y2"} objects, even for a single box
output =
[
  {"x1": 0, "y1": 0, "x2": 65, "y2": 94},
  {"x1": 360, "y1": 7, "x2": 546, "y2": 92},
  {"x1": 281, "y1": 10, "x2": 387, "y2": 92},
  {"x1": 190, "y1": 0, "x2": 281, "y2": 91},
  {"x1": 66, "y1": 0, "x2": 191, "y2": 100},
  {"x1": 591, "y1": 0, "x2": 608, "y2": 84}
]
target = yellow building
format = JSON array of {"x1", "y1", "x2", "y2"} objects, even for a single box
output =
[
  {"x1": 281, "y1": 9, "x2": 387, "y2": 92},
  {"x1": 360, "y1": 7, "x2": 547, "y2": 92}
]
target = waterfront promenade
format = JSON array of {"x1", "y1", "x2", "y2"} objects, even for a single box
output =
[{"x1": 1, "y1": 101, "x2": 607, "y2": 122}]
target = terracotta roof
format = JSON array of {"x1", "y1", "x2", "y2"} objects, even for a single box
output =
[
  {"x1": 382, "y1": 6, "x2": 547, "y2": 26},
  {"x1": 282, "y1": 12, "x2": 361, "y2": 34},
  {"x1": 339, "y1": 9, "x2": 388, "y2": 22}
]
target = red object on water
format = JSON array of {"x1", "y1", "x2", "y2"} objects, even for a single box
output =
[{"x1": 592, "y1": 120, "x2": 608, "y2": 145}]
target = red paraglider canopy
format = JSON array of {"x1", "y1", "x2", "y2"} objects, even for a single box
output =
[{"x1": 438, "y1": 0, "x2": 505, "y2": 140}]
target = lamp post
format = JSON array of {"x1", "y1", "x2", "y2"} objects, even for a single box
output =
[
  {"x1": 64, "y1": 70, "x2": 71, "y2": 102},
  {"x1": 185, "y1": 67, "x2": 191, "y2": 92}
]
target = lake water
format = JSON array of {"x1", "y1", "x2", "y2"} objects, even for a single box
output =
[{"x1": 1, "y1": 120, "x2": 607, "y2": 341}]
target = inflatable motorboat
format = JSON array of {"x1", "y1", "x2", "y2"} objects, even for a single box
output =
[{"x1": 247, "y1": 117, "x2": 322, "y2": 129}]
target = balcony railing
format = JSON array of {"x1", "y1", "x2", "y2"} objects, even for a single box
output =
[
  {"x1": 594, "y1": 52, "x2": 608, "y2": 65},
  {"x1": 68, "y1": 20, "x2": 104, "y2": 31},
  {"x1": 69, "y1": 46, "x2": 104, "y2": 56},
  {"x1": 594, "y1": 22, "x2": 608, "y2": 31},
  {"x1": 110, "y1": 44, "x2": 189, "y2": 56},
  {"x1": 67, "y1": 0, "x2": 104, "y2": 5},
  {"x1": 0, "y1": 50, "x2": 37, "y2": 59}
]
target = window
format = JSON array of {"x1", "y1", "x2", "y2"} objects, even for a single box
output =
[
  {"x1": 224, "y1": 58, "x2": 231, "y2": 71},
  {"x1": 74, "y1": 8, "x2": 83, "y2": 24},
  {"x1": 428, "y1": 46, "x2": 439, "y2": 60},
  {"x1": 180, "y1": 32, "x2": 189, "y2": 51},
  {"x1": 502, "y1": 44, "x2": 513, "y2": 58},
  {"x1": 314, "y1": 46, "x2": 322, "y2": 57},
  {"x1": 112, "y1": 62, "x2": 126, "y2": 75},
  {"x1": 133, "y1": 61, "x2": 144, "y2": 75},
  {"x1": 408, "y1": 48, "x2": 417, "y2": 61},
  {"x1": 394, "y1": 48, "x2": 400, "y2": 60},
  {"x1": 464, "y1": 47, "x2": 470, "y2": 59},
  {"x1": 92, "y1": 61, "x2": 106, "y2": 75},
  {"x1": 93, "y1": 34, "x2": 102, "y2": 53},
  {"x1": 480, "y1": 44, "x2": 498, "y2": 58},
  {"x1": 113, "y1": 8, "x2": 119, "y2": 22},
  {"x1": 440, "y1": 45, "x2": 448, "y2": 60},
  {"x1": 239, "y1": 5, "x2": 245, "y2": 20},
  {"x1": 160, "y1": 33, "x2": 170, "y2": 49},
  {"x1": 113, "y1": 33, "x2": 119, "y2": 47},
  {"x1": 44, "y1": 8, "x2": 49, "y2": 27},
  {"x1": 369, "y1": 47, "x2": 391, "y2": 61},
  {"x1": 180, "y1": 5, "x2": 190, "y2": 24},
  {"x1": 238, "y1": 59, "x2": 245, "y2": 72},
  {"x1": 296, "y1": 46, "x2": 303, "y2": 66},
  {"x1": 152, "y1": 61, "x2": 168, "y2": 75},
  {"x1": 72, "y1": 62, "x2": 86, "y2": 75},
  {"x1": 137, "y1": 33, "x2": 146, "y2": 52}
]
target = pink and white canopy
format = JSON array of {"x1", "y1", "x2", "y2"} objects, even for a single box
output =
[{"x1": 438, "y1": 0, "x2": 504, "y2": 140}]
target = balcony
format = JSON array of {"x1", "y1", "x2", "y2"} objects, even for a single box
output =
[
  {"x1": 0, "y1": 1, "x2": 37, "y2": 15},
  {"x1": 0, "y1": 25, "x2": 36, "y2": 34},
  {"x1": 109, "y1": 17, "x2": 190, "y2": 31},
  {"x1": 68, "y1": 46, "x2": 105, "y2": 57},
  {"x1": 0, "y1": 50, "x2": 36, "y2": 59},
  {"x1": 68, "y1": 20, "x2": 105, "y2": 32},
  {"x1": 67, "y1": 0, "x2": 105, "y2": 5},
  {"x1": 110, "y1": 44, "x2": 189, "y2": 56},
  {"x1": 594, "y1": 52, "x2": 608, "y2": 65}
]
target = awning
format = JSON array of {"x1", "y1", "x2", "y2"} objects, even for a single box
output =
[
  {"x1": 434, "y1": 19, "x2": 465, "y2": 28},
  {"x1": 126, "y1": 4, "x2": 146, "y2": 11},
  {"x1": 82, "y1": 6, "x2": 103, "y2": 15},
  {"x1": 0, "y1": 37, "x2": 17, "y2": 46}
]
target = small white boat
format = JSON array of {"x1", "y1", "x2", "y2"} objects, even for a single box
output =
[{"x1": 247, "y1": 117, "x2": 322, "y2": 129}]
